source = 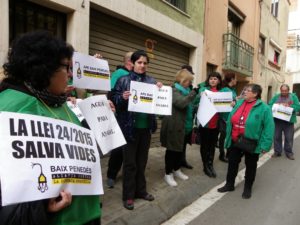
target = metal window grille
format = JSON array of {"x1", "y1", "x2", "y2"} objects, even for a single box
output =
[
  {"x1": 9, "y1": 0, "x2": 66, "y2": 44},
  {"x1": 223, "y1": 33, "x2": 254, "y2": 76},
  {"x1": 165, "y1": 0, "x2": 186, "y2": 12}
]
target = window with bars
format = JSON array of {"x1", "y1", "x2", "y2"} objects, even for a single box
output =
[
  {"x1": 165, "y1": 0, "x2": 186, "y2": 12},
  {"x1": 271, "y1": 0, "x2": 279, "y2": 18},
  {"x1": 9, "y1": 0, "x2": 66, "y2": 44}
]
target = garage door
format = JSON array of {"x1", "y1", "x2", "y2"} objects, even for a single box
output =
[{"x1": 90, "y1": 9, "x2": 190, "y2": 147}]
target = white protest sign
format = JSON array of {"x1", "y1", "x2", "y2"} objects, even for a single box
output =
[
  {"x1": 272, "y1": 103, "x2": 293, "y2": 122},
  {"x1": 72, "y1": 52, "x2": 111, "y2": 91},
  {"x1": 128, "y1": 81, "x2": 172, "y2": 115},
  {"x1": 206, "y1": 90, "x2": 233, "y2": 112},
  {"x1": 78, "y1": 95, "x2": 126, "y2": 155},
  {"x1": 0, "y1": 112, "x2": 103, "y2": 206},
  {"x1": 67, "y1": 99, "x2": 84, "y2": 122},
  {"x1": 197, "y1": 92, "x2": 217, "y2": 127},
  {"x1": 155, "y1": 86, "x2": 172, "y2": 115}
]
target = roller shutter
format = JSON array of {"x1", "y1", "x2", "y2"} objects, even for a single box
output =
[{"x1": 90, "y1": 9, "x2": 190, "y2": 147}]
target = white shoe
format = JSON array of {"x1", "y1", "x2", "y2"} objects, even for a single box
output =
[
  {"x1": 174, "y1": 169, "x2": 189, "y2": 180},
  {"x1": 164, "y1": 174, "x2": 177, "y2": 187}
]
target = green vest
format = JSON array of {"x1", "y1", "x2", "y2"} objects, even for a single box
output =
[{"x1": 0, "y1": 89, "x2": 101, "y2": 225}]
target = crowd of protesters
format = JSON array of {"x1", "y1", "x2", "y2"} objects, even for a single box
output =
[{"x1": 0, "y1": 31, "x2": 299, "y2": 225}]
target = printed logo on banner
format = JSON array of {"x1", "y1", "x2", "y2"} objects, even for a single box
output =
[
  {"x1": 32, "y1": 163, "x2": 48, "y2": 193},
  {"x1": 132, "y1": 89, "x2": 138, "y2": 104},
  {"x1": 75, "y1": 61, "x2": 82, "y2": 79},
  {"x1": 140, "y1": 92, "x2": 153, "y2": 103}
]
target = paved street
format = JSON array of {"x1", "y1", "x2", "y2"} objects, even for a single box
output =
[{"x1": 166, "y1": 130, "x2": 300, "y2": 225}]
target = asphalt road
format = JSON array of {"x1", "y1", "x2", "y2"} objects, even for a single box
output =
[{"x1": 188, "y1": 132, "x2": 300, "y2": 225}]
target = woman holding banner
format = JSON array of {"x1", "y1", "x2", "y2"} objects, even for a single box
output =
[
  {"x1": 111, "y1": 50, "x2": 162, "y2": 210},
  {"x1": 0, "y1": 31, "x2": 101, "y2": 225},
  {"x1": 195, "y1": 72, "x2": 223, "y2": 178},
  {"x1": 218, "y1": 84, "x2": 274, "y2": 199},
  {"x1": 160, "y1": 69, "x2": 199, "y2": 187}
]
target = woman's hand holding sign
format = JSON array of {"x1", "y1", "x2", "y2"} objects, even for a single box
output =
[
  {"x1": 122, "y1": 91, "x2": 131, "y2": 100},
  {"x1": 48, "y1": 190, "x2": 72, "y2": 212},
  {"x1": 156, "y1": 82, "x2": 163, "y2": 88}
]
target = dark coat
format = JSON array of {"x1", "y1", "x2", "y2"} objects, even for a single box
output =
[
  {"x1": 160, "y1": 86, "x2": 197, "y2": 151},
  {"x1": 110, "y1": 71, "x2": 157, "y2": 141}
]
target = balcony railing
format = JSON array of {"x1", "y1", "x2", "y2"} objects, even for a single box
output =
[{"x1": 223, "y1": 33, "x2": 254, "y2": 76}]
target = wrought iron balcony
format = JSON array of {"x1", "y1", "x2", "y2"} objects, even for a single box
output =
[{"x1": 223, "y1": 33, "x2": 254, "y2": 76}]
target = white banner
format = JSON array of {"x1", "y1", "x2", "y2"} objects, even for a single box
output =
[
  {"x1": 197, "y1": 93, "x2": 217, "y2": 127},
  {"x1": 206, "y1": 90, "x2": 233, "y2": 112},
  {"x1": 78, "y1": 95, "x2": 126, "y2": 155},
  {"x1": 67, "y1": 99, "x2": 84, "y2": 122},
  {"x1": 72, "y1": 52, "x2": 111, "y2": 91},
  {"x1": 128, "y1": 81, "x2": 172, "y2": 115},
  {"x1": 272, "y1": 103, "x2": 293, "y2": 122},
  {"x1": 0, "y1": 112, "x2": 103, "y2": 206}
]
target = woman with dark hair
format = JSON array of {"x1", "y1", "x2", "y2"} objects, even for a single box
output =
[
  {"x1": 218, "y1": 72, "x2": 237, "y2": 162},
  {"x1": 196, "y1": 72, "x2": 223, "y2": 178},
  {"x1": 218, "y1": 84, "x2": 274, "y2": 199},
  {"x1": 111, "y1": 50, "x2": 162, "y2": 210},
  {"x1": 0, "y1": 31, "x2": 101, "y2": 225}
]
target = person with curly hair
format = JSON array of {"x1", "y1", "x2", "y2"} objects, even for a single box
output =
[{"x1": 0, "y1": 31, "x2": 101, "y2": 225}]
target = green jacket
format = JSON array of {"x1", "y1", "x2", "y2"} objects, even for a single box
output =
[
  {"x1": 160, "y1": 87, "x2": 197, "y2": 151},
  {"x1": 110, "y1": 67, "x2": 129, "y2": 89},
  {"x1": 0, "y1": 89, "x2": 101, "y2": 225},
  {"x1": 220, "y1": 86, "x2": 237, "y2": 121},
  {"x1": 268, "y1": 93, "x2": 300, "y2": 123},
  {"x1": 224, "y1": 99, "x2": 275, "y2": 154}
]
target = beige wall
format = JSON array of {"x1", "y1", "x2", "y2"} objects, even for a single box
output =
[
  {"x1": 257, "y1": 0, "x2": 291, "y2": 100},
  {"x1": 0, "y1": 0, "x2": 9, "y2": 65},
  {"x1": 202, "y1": 0, "x2": 260, "y2": 86},
  {"x1": 202, "y1": 0, "x2": 227, "y2": 76}
]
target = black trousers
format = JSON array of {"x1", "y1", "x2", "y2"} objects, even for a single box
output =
[
  {"x1": 122, "y1": 128, "x2": 151, "y2": 200},
  {"x1": 107, "y1": 146, "x2": 123, "y2": 180},
  {"x1": 199, "y1": 127, "x2": 219, "y2": 166},
  {"x1": 226, "y1": 145, "x2": 259, "y2": 188},
  {"x1": 165, "y1": 150, "x2": 182, "y2": 174}
]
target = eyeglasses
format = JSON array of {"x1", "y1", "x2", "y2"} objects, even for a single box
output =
[{"x1": 60, "y1": 63, "x2": 72, "y2": 72}]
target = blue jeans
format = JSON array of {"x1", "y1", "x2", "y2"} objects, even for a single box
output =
[{"x1": 274, "y1": 119, "x2": 294, "y2": 155}]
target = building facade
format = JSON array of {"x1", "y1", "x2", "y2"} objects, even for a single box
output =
[
  {"x1": 258, "y1": 0, "x2": 291, "y2": 102},
  {"x1": 286, "y1": 0, "x2": 300, "y2": 97},
  {"x1": 202, "y1": 0, "x2": 290, "y2": 101},
  {"x1": 0, "y1": 0, "x2": 205, "y2": 146}
]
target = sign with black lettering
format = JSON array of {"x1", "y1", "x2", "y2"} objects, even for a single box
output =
[
  {"x1": 205, "y1": 90, "x2": 233, "y2": 112},
  {"x1": 72, "y1": 52, "x2": 111, "y2": 91},
  {"x1": 0, "y1": 112, "x2": 103, "y2": 206},
  {"x1": 78, "y1": 95, "x2": 126, "y2": 155},
  {"x1": 128, "y1": 81, "x2": 172, "y2": 115}
]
